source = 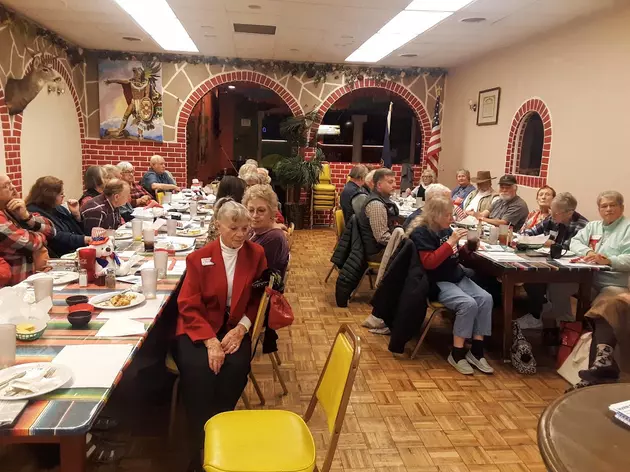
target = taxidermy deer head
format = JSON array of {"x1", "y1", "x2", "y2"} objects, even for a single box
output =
[{"x1": 5, "y1": 53, "x2": 61, "y2": 115}]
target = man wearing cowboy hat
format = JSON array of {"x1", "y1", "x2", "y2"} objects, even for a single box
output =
[
  {"x1": 464, "y1": 171, "x2": 498, "y2": 215},
  {"x1": 478, "y1": 174, "x2": 529, "y2": 230}
]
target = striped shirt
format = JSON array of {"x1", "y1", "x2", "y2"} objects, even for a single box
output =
[
  {"x1": 80, "y1": 194, "x2": 121, "y2": 235},
  {"x1": 0, "y1": 210, "x2": 56, "y2": 285}
]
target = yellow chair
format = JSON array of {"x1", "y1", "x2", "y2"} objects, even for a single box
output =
[
  {"x1": 312, "y1": 163, "x2": 337, "y2": 227},
  {"x1": 410, "y1": 301, "x2": 453, "y2": 360},
  {"x1": 324, "y1": 209, "x2": 346, "y2": 282},
  {"x1": 166, "y1": 280, "x2": 274, "y2": 440},
  {"x1": 350, "y1": 261, "x2": 380, "y2": 300},
  {"x1": 203, "y1": 325, "x2": 361, "y2": 472}
]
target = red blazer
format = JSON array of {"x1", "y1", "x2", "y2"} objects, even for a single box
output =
[{"x1": 176, "y1": 239, "x2": 267, "y2": 342}]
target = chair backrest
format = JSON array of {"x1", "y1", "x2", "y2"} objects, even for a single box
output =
[
  {"x1": 287, "y1": 222, "x2": 295, "y2": 250},
  {"x1": 304, "y1": 324, "x2": 361, "y2": 472},
  {"x1": 319, "y1": 164, "x2": 332, "y2": 183},
  {"x1": 334, "y1": 209, "x2": 345, "y2": 239},
  {"x1": 250, "y1": 279, "x2": 274, "y2": 348}
]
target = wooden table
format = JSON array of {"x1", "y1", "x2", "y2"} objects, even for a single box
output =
[
  {"x1": 0, "y1": 241, "x2": 195, "y2": 472},
  {"x1": 538, "y1": 383, "x2": 630, "y2": 472},
  {"x1": 465, "y1": 251, "x2": 605, "y2": 361}
]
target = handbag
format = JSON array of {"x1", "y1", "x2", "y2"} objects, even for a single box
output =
[
  {"x1": 265, "y1": 287, "x2": 294, "y2": 330},
  {"x1": 557, "y1": 332, "x2": 592, "y2": 385},
  {"x1": 556, "y1": 321, "x2": 584, "y2": 369},
  {"x1": 511, "y1": 321, "x2": 537, "y2": 375}
]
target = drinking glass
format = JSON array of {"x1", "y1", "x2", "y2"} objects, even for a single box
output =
[
  {"x1": 143, "y1": 228, "x2": 155, "y2": 253},
  {"x1": 162, "y1": 192, "x2": 172, "y2": 204},
  {"x1": 141, "y1": 268, "x2": 158, "y2": 300},
  {"x1": 167, "y1": 219, "x2": 177, "y2": 236},
  {"x1": 498, "y1": 224, "x2": 509, "y2": 246},
  {"x1": 189, "y1": 201, "x2": 198, "y2": 218},
  {"x1": 33, "y1": 276, "x2": 54, "y2": 303},
  {"x1": 467, "y1": 228, "x2": 479, "y2": 251},
  {"x1": 0, "y1": 324, "x2": 16, "y2": 368},
  {"x1": 154, "y1": 250, "x2": 168, "y2": 279},
  {"x1": 132, "y1": 219, "x2": 143, "y2": 241}
]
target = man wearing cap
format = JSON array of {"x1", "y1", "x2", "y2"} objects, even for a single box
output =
[
  {"x1": 464, "y1": 171, "x2": 498, "y2": 215},
  {"x1": 478, "y1": 174, "x2": 529, "y2": 230}
]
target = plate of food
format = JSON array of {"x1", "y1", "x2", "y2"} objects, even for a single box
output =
[
  {"x1": 89, "y1": 291, "x2": 146, "y2": 310},
  {"x1": 60, "y1": 251, "x2": 78, "y2": 260},
  {"x1": 176, "y1": 227, "x2": 208, "y2": 238},
  {"x1": 114, "y1": 229, "x2": 133, "y2": 240},
  {"x1": 24, "y1": 271, "x2": 79, "y2": 286},
  {"x1": 0, "y1": 362, "x2": 73, "y2": 400}
]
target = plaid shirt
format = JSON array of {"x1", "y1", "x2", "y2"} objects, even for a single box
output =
[
  {"x1": 130, "y1": 182, "x2": 153, "y2": 207},
  {"x1": 523, "y1": 211, "x2": 589, "y2": 249},
  {"x1": 80, "y1": 194, "x2": 121, "y2": 236},
  {"x1": 0, "y1": 209, "x2": 56, "y2": 285}
]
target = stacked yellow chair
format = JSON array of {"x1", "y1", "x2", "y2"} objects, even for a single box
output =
[{"x1": 311, "y1": 163, "x2": 336, "y2": 227}]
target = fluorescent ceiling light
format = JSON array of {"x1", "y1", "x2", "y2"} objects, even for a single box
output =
[
  {"x1": 406, "y1": 0, "x2": 475, "y2": 11},
  {"x1": 114, "y1": 0, "x2": 198, "y2": 52},
  {"x1": 346, "y1": 10, "x2": 451, "y2": 63}
]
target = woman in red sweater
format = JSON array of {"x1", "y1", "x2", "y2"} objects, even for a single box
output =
[
  {"x1": 406, "y1": 197, "x2": 494, "y2": 376},
  {"x1": 175, "y1": 199, "x2": 267, "y2": 470}
]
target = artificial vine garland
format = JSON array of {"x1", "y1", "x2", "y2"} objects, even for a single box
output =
[{"x1": 94, "y1": 50, "x2": 447, "y2": 85}]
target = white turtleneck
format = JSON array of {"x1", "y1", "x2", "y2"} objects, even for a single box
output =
[{"x1": 220, "y1": 237, "x2": 251, "y2": 332}]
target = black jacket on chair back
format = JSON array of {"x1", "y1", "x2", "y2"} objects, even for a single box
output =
[
  {"x1": 371, "y1": 238, "x2": 430, "y2": 353},
  {"x1": 330, "y1": 216, "x2": 367, "y2": 307},
  {"x1": 340, "y1": 181, "x2": 367, "y2": 224},
  {"x1": 356, "y1": 192, "x2": 399, "y2": 257},
  {"x1": 26, "y1": 204, "x2": 87, "y2": 258}
]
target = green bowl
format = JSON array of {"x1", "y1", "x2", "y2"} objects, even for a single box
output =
[{"x1": 16, "y1": 327, "x2": 46, "y2": 342}]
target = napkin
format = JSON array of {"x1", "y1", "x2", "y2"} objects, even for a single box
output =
[
  {"x1": 1, "y1": 367, "x2": 58, "y2": 396},
  {"x1": 96, "y1": 318, "x2": 146, "y2": 337}
]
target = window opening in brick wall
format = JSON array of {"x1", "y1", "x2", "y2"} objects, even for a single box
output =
[{"x1": 515, "y1": 113, "x2": 544, "y2": 176}]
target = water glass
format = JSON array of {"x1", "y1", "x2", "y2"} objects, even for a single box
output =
[
  {"x1": 132, "y1": 219, "x2": 143, "y2": 241},
  {"x1": 162, "y1": 192, "x2": 172, "y2": 204},
  {"x1": 488, "y1": 226, "x2": 499, "y2": 245},
  {"x1": 167, "y1": 219, "x2": 177, "y2": 236},
  {"x1": 33, "y1": 276, "x2": 54, "y2": 303},
  {"x1": 0, "y1": 324, "x2": 16, "y2": 368},
  {"x1": 498, "y1": 224, "x2": 509, "y2": 246},
  {"x1": 143, "y1": 228, "x2": 155, "y2": 253},
  {"x1": 154, "y1": 250, "x2": 168, "y2": 279},
  {"x1": 141, "y1": 268, "x2": 158, "y2": 300},
  {"x1": 189, "y1": 201, "x2": 198, "y2": 218}
]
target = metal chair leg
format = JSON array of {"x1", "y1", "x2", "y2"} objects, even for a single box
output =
[
  {"x1": 410, "y1": 308, "x2": 439, "y2": 360},
  {"x1": 324, "y1": 265, "x2": 335, "y2": 282},
  {"x1": 272, "y1": 351, "x2": 282, "y2": 366},
  {"x1": 168, "y1": 376, "x2": 179, "y2": 441},
  {"x1": 249, "y1": 372, "x2": 265, "y2": 406},
  {"x1": 269, "y1": 353, "x2": 288, "y2": 395}
]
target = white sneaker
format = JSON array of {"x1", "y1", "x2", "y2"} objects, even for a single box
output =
[
  {"x1": 516, "y1": 313, "x2": 543, "y2": 330},
  {"x1": 362, "y1": 314, "x2": 385, "y2": 329}
]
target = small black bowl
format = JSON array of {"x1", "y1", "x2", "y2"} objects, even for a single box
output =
[
  {"x1": 67, "y1": 311, "x2": 92, "y2": 328},
  {"x1": 66, "y1": 295, "x2": 89, "y2": 307}
]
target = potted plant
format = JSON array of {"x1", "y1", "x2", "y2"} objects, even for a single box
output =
[{"x1": 273, "y1": 113, "x2": 324, "y2": 228}]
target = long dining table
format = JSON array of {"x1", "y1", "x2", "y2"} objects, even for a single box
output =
[{"x1": 0, "y1": 236, "x2": 203, "y2": 472}]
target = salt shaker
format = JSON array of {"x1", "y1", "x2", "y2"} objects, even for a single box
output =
[{"x1": 78, "y1": 269, "x2": 88, "y2": 287}]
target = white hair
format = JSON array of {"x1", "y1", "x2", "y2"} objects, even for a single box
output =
[
  {"x1": 245, "y1": 159, "x2": 259, "y2": 167},
  {"x1": 243, "y1": 172, "x2": 263, "y2": 185},
  {"x1": 256, "y1": 167, "x2": 271, "y2": 185},
  {"x1": 425, "y1": 183, "x2": 451, "y2": 201},
  {"x1": 365, "y1": 170, "x2": 376, "y2": 184},
  {"x1": 149, "y1": 154, "x2": 164, "y2": 166},
  {"x1": 117, "y1": 161, "x2": 134, "y2": 172},
  {"x1": 597, "y1": 190, "x2": 624, "y2": 207},
  {"x1": 215, "y1": 198, "x2": 251, "y2": 224},
  {"x1": 239, "y1": 163, "x2": 258, "y2": 180}
]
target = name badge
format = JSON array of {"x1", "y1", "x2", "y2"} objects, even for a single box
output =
[{"x1": 201, "y1": 257, "x2": 214, "y2": 266}]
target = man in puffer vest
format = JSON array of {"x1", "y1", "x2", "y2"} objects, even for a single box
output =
[{"x1": 340, "y1": 165, "x2": 368, "y2": 224}]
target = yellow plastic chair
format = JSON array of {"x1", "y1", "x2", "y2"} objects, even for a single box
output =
[
  {"x1": 312, "y1": 164, "x2": 337, "y2": 228},
  {"x1": 349, "y1": 261, "x2": 381, "y2": 300},
  {"x1": 203, "y1": 324, "x2": 361, "y2": 472},
  {"x1": 410, "y1": 301, "x2": 453, "y2": 360},
  {"x1": 324, "y1": 209, "x2": 346, "y2": 282},
  {"x1": 166, "y1": 280, "x2": 274, "y2": 440}
]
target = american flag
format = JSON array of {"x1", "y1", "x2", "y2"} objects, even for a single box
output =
[{"x1": 426, "y1": 95, "x2": 442, "y2": 175}]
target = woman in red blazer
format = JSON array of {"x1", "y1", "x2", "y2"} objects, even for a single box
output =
[{"x1": 174, "y1": 198, "x2": 266, "y2": 470}]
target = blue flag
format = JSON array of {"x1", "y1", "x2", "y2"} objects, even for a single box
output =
[{"x1": 381, "y1": 101, "x2": 393, "y2": 168}]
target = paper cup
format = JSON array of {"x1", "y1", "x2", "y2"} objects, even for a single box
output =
[
  {"x1": 33, "y1": 276, "x2": 54, "y2": 303},
  {"x1": 0, "y1": 324, "x2": 16, "y2": 368}
]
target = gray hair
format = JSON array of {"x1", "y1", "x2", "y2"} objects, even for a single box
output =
[
  {"x1": 256, "y1": 167, "x2": 271, "y2": 185},
  {"x1": 243, "y1": 172, "x2": 263, "y2": 185},
  {"x1": 456, "y1": 169, "x2": 471, "y2": 179},
  {"x1": 149, "y1": 154, "x2": 164, "y2": 165},
  {"x1": 102, "y1": 164, "x2": 121, "y2": 181},
  {"x1": 405, "y1": 196, "x2": 452, "y2": 237},
  {"x1": 214, "y1": 198, "x2": 251, "y2": 224},
  {"x1": 422, "y1": 168, "x2": 437, "y2": 180},
  {"x1": 349, "y1": 165, "x2": 368, "y2": 180},
  {"x1": 597, "y1": 190, "x2": 624, "y2": 207},
  {"x1": 239, "y1": 163, "x2": 258, "y2": 180},
  {"x1": 245, "y1": 159, "x2": 259, "y2": 167},
  {"x1": 552, "y1": 192, "x2": 578, "y2": 212},
  {"x1": 365, "y1": 170, "x2": 376, "y2": 184},
  {"x1": 425, "y1": 183, "x2": 451, "y2": 201},
  {"x1": 117, "y1": 161, "x2": 134, "y2": 172}
]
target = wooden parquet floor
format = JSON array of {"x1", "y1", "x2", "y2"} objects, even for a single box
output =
[{"x1": 3, "y1": 229, "x2": 569, "y2": 471}]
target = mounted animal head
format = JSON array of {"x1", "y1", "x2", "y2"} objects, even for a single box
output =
[{"x1": 4, "y1": 53, "x2": 61, "y2": 115}]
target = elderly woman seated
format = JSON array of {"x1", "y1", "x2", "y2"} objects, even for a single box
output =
[
  {"x1": 519, "y1": 185, "x2": 556, "y2": 232},
  {"x1": 403, "y1": 183, "x2": 466, "y2": 229},
  {"x1": 174, "y1": 200, "x2": 267, "y2": 469},
  {"x1": 407, "y1": 168, "x2": 436, "y2": 200},
  {"x1": 243, "y1": 184, "x2": 290, "y2": 354},
  {"x1": 206, "y1": 177, "x2": 247, "y2": 244},
  {"x1": 570, "y1": 190, "x2": 630, "y2": 299},
  {"x1": 406, "y1": 196, "x2": 494, "y2": 375}
]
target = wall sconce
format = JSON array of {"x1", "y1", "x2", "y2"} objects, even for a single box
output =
[{"x1": 468, "y1": 99, "x2": 477, "y2": 112}]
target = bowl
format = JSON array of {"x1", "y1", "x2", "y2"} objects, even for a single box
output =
[
  {"x1": 67, "y1": 311, "x2": 92, "y2": 328},
  {"x1": 10, "y1": 317, "x2": 47, "y2": 342},
  {"x1": 66, "y1": 295, "x2": 89, "y2": 306}
]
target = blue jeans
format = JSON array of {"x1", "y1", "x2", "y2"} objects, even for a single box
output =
[{"x1": 437, "y1": 277, "x2": 493, "y2": 339}]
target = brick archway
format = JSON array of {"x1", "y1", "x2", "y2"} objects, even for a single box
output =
[
  {"x1": 175, "y1": 71, "x2": 304, "y2": 143},
  {"x1": 308, "y1": 79, "x2": 434, "y2": 171},
  {"x1": 505, "y1": 97, "x2": 552, "y2": 188},
  {"x1": 1, "y1": 54, "x2": 85, "y2": 195}
]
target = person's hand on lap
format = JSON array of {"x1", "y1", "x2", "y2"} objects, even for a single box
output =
[
  {"x1": 220, "y1": 325, "x2": 246, "y2": 355},
  {"x1": 204, "y1": 338, "x2": 225, "y2": 374}
]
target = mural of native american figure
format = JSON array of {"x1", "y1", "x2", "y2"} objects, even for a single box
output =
[{"x1": 98, "y1": 59, "x2": 163, "y2": 141}]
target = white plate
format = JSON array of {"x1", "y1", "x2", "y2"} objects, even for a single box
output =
[
  {"x1": 0, "y1": 362, "x2": 73, "y2": 401},
  {"x1": 24, "y1": 271, "x2": 78, "y2": 286},
  {"x1": 89, "y1": 291, "x2": 146, "y2": 310},
  {"x1": 176, "y1": 227, "x2": 208, "y2": 238},
  {"x1": 60, "y1": 252, "x2": 78, "y2": 260},
  {"x1": 114, "y1": 230, "x2": 133, "y2": 240}
]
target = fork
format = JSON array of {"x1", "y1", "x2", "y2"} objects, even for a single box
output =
[{"x1": 3, "y1": 367, "x2": 56, "y2": 397}]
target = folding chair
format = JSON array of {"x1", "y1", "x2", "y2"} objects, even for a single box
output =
[
  {"x1": 410, "y1": 301, "x2": 453, "y2": 360},
  {"x1": 324, "y1": 209, "x2": 346, "y2": 282}
]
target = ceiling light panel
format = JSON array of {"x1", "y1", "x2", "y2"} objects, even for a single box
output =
[
  {"x1": 405, "y1": 0, "x2": 476, "y2": 11},
  {"x1": 113, "y1": 0, "x2": 198, "y2": 52}
]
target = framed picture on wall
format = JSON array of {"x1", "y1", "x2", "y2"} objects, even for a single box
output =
[{"x1": 476, "y1": 87, "x2": 501, "y2": 126}]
